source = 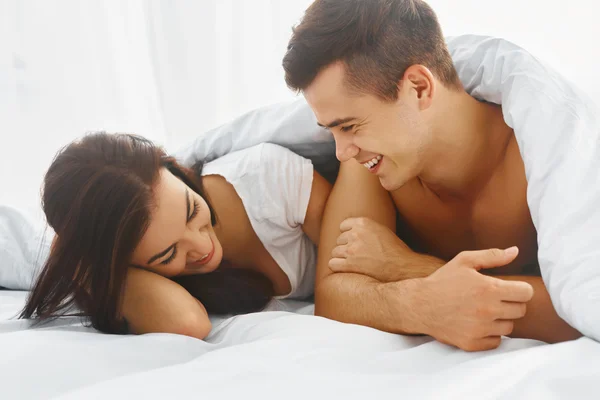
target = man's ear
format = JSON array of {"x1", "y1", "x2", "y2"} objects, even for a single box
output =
[{"x1": 397, "y1": 64, "x2": 435, "y2": 110}]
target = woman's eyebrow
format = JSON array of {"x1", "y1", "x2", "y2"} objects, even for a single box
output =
[{"x1": 147, "y1": 244, "x2": 175, "y2": 265}]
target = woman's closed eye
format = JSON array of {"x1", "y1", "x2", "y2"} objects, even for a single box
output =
[
  {"x1": 161, "y1": 199, "x2": 200, "y2": 266},
  {"x1": 188, "y1": 199, "x2": 200, "y2": 222},
  {"x1": 161, "y1": 246, "x2": 178, "y2": 265}
]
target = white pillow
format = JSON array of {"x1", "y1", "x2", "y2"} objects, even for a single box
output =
[
  {"x1": 174, "y1": 34, "x2": 600, "y2": 341},
  {"x1": 0, "y1": 206, "x2": 51, "y2": 290},
  {"x1": 173, "y1": 99, "x2": 338, "y2": 181}
]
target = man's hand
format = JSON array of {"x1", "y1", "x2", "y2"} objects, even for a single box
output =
[
  {"x1": 329, "y1": 217, "x2": 444, "y2": 281},
  {"x1": 417, "y1": 247, "x2": 535, "y2": 351}
]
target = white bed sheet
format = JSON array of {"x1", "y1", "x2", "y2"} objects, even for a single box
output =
[{"x1": 1, "y1": 290, "x2": 597, "y2": 399}]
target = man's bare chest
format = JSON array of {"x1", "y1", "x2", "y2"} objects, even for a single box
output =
[{"x1": 391, "y1": 173, "x2": 538, "y2": 274}]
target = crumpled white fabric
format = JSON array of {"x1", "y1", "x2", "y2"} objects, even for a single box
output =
[
  {"x1": 0, "y1": 205, "x2": 52, "y2": 290},
  {"x1": 3, "y1": 290, "x2": 600, "y2": 400}
]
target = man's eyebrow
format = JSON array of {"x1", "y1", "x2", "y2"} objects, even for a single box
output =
[
  {"x1": 147, "y1": 188, "x2": 190, "y2": 265},
  {"x1": 317, "y1": 117, "x2": 357, "y2": 129}
]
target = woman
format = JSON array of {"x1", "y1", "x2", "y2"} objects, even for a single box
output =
[{"x1": 21, "y1": 132, "x2": 331, "y2": 339}]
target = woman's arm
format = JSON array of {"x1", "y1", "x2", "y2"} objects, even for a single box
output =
[
  {"x1": 301, "y1": 170, "x2": 332, "y2": 244},
  {"x1": 121, "y1": 267, "x2": 211, "y2": 339}
]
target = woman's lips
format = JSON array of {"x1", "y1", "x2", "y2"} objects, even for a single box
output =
[{"x1": 186, "y1": 240, "x2": 215, "y2": 269}]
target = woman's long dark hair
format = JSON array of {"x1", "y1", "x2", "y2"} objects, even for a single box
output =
[{"x1": 20, "y1": 132, "x2": 274, "y2": 333}]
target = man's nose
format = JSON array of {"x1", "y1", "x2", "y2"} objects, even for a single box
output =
[{"x1": 333, "y1": 131, "x2": 359, "y2": 162}]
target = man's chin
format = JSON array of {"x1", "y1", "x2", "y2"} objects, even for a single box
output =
[{"x1": 379, "y1": 176, "x2": 403, "y2": 192}]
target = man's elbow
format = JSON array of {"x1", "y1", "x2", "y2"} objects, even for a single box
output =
[
  {"x1": 314, "y1": 289, "x2": 327, "y2": 318},
  {"x1": 314, "y1": 276, "x2": 338, "y2": 319}
]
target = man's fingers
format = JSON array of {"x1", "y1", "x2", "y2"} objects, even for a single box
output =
[
  {"x1": 339, "y1": 218, "x2": 359, "y2": 232},
  {"x1": 462, "y1": 337, "x2": 502, "y2": 352},
  {"x1": 492, "y1": 278, "x2": 535, "y2": 303},
  {"x1": 496, "y1": 302, "x2": 527, "y2": 320},
  {"x1": 336, "y1": 232, "x2": 350, "y2": 245},
  {"x1": 331, "y1": 245, "x2": 348, "y2": 259},
  {"x1": 340, "y1": 216, "x2": 374, "y2": 232},
  {"x1": 457, "y1": 247, "x2": 520, "y2": 270},
  {"x1": 328, "y1": 257, "x2": 350, "y2": 272},
  {"x1": 489, "y1": 320, "x2": 515, "y2": 337}
]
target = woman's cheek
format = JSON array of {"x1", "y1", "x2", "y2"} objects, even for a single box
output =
[
  {"x1": 168, "y1": 261, "x2": 187, "y2": 277},
  {"x1": 149, "y1": 261, "x2": 185, "y2": 278}
]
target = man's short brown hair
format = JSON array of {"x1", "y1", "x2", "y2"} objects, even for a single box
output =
[{"x1": 283, "y1": 0, "x2": 461, "y2": 101}]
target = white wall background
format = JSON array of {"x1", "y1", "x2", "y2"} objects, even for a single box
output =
[
  {"x1": 0, "y1": 0, "x2": 598, "y2": 216},
  {"x1": 430, "y1": 0, "x2": 599, "y2": 100}
]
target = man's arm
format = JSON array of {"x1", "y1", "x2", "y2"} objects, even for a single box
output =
[
  {"x1": 373, "y1": 256, "x2": 580, "y2": 342},
  {"x1": 314, "y1": 160, "x2": 423, "y2": 333},
  {"x1": 330, "y1": 218, "x2": 581, "y2": 344},
  {"x1": 316, "y1": 161, "x2": 551, "y2": 351},
  {"x1": 301, "y1": 170, "x2": 333, "y2": 245},
  {"x1": 366, "y1": 255, "x2": 581, "y2": 343}
]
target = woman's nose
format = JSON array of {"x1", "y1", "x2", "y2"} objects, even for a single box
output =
[{"x1": 184, "y1": 229, "x2": 212, "y2": 262}]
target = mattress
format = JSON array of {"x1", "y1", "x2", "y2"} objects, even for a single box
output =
[{"x1": 1, "y1": 290, "x2": 598, "y2": 399}]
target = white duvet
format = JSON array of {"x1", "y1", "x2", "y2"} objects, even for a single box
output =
[{"x1": 1, "y1": 290, "x2": 598, "y2": 399}]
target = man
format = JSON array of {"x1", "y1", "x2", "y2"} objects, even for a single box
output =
[{"x1": 282, "y1": 0, "x2": 586, "y2": 351}]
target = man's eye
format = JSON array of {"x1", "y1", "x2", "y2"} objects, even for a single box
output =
[{"x1": 341, "y1": 125, "x2": 355, "y2": 133}]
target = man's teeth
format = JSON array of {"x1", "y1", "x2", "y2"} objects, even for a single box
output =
[
  {"x1": 363, "y1": 155, "x2": 382, "y2": 169},
  {"x1": 199, "y1": 253, "x2": 209, "y2": 261}
]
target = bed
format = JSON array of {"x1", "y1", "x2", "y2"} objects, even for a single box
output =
[
  {"x1": 2, "y1": 34, "x2": 599, "y2": 399},
  {"x1": 2, "y1": 290, "x2": 599, "y2": 399}
]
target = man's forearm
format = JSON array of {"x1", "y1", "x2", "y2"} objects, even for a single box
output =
[
  {"x1": 314, "y1": 272, "x2": 426, "y2": 335},
  {"x1": 376, "y1": 250, "x2": 446, "y2": 282},
  {"x1": 332, "y1": 250, "x2": 581, "y2": 343},
  {"x1": 369, "y1": 264, "x2": 581, "y2": 343}
]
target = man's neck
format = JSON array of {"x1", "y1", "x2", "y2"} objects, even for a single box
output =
[{"x1": 419, "y1": 90, "x2": 512, "y2": 201}]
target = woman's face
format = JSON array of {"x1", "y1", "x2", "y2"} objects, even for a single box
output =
[{"x1": 130, "y1": 168, "x2": 223, "y2": 277}]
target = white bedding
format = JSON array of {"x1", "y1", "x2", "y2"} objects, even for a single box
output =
[
  {"x1": 2, "y1": 33, "x2": 599, "y2": 399},
  {"x1": 1, "y1": 290, "x2": 597, "y2": 399}
]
